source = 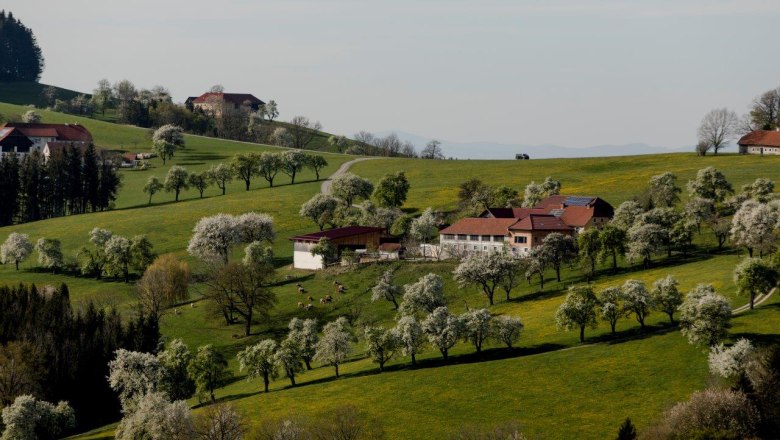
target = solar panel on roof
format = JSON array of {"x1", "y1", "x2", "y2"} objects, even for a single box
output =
[{"x1": 564, "y1": 196, "x2": 593, "y2": 206}]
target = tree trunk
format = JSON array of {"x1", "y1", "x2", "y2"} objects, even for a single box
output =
[
  {"x1": 668, "y1": 312, "x2": 675, "y2": 324},
  {"x1": 411, "y1": 354, "x2": 416, "y2": 366},
  {"x1": 750, "y1": 291, "x2": 755, "y2": 310},
  {"x1": 289, "y1": 373, "x2": 296, "y2": 386},
  {"x1": 244, "y1": 316, "x2": 252, "y2": 337},
  {"x1": 148, "y1": 194, "x2": 153, "y2": 205},
  {"x1": 15, "y1": 261, "x2": 19, "y2": 271},
  {"x1": 245, "y1": 179, "x2": 250, "y2": 191},
  {"x1": 263, "y1": 374, "x2": 270, "y2": 393},
  {"x1": 590, "y1": 257, "x2": 596, "y2": 278},
  {"x1": 199, "y1": 190, "x2": 204, "y2": 198},
  {"x1": 610, "y1": 322, "x2": 616, "y2": 334},
  {"x1": 441, "y1": 349, "x2": 448, "y2": 360},
  {"x1": 612, "y1": 251, "x2": 618, "y2": 273},
  {"x1": 748, "y1": 247, "x2": 754, "y2": 258},
  {"x1": 291, "y1": 172, "x2": 296, "y2": 185},
  {"x1": 210, "y1": 389, "x2": 215, "y2": 402},
  {"x1": 379, "y1": 361, "x2": 384, "y2": 372},
  {"x1": 305, "y1": 359, "x2": 312, "y2": 370},
  {"x1": 555, "y1": 265, "x2": 561, "y2": 282},
  {"x1": 579, "y1": 326, "x2": 585, "y2": 343},
  {"x1": 315, "y1": 170, "x2": 320, "y2": 180},
  {"x1": 392, "y1": 297, "x2": 399, "y2": 309},
  {"x1": 334, "y1": 364, "x2": 340, "y2": 377},
  {"x1": 486, "y1": 291, "x2": 494, "y2": 306},
  {"x1": 269, "y1": 177, "x2": 274, "y2": 188},
  {"x1": 175, "y1": 188, "x2": 180, "y2": 202},
  {"x1": 539, "y1": 274, "x2": 545, "y2": 290}
]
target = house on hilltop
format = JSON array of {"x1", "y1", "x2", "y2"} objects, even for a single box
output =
[
  {"x1": 0, "y1": 122, "x2": 93, "y2": 158},
  {"x1": 289, "y1": 226, "x2": 383, "y2": 270},
  {"x1": 737, "y1": 130, "x2": 780, "y2": 155},
  {"x1": 186, "y1": 92, "x2": 264, "y2": 116},
  {"x1": 438, "y1": 195, "x2": 613, "y2": 257}
]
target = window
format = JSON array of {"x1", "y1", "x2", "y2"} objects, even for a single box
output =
[
  {"x1": 493, "y1": 235, "x2": 505, "y2": 242},
  {"x1": 481, "y1": 235, "x2": 491, "y2": 241},
  {"x1": 457, "y1": 234, "x2": 467, "y2": 241},
  {"x1": 483, "y1": 246, "x2": 488, "y2": 250},
  {"x1": 469, "y1": 235, "x2": 479, "y2": 241},
  {"x1": 473, "y1": 245, "x2": 478, "y2": 250},
  {"x1": 443, "y1": 234, "x2": 455, "y2": 240},
  {"x1": 514, "y1": 236, "x2": 527, "y2": 244}
]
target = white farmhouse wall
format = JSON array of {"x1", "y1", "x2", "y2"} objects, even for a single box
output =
[{"x1": 293, "y1": 250, "x2": 323, "y2": 270}]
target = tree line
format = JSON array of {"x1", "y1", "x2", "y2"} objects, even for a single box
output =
[
  {"x1": 0, "y1": 283, "x2": 160, "y2": 435},
  {"x1": 143, "y1": 149, "x2": 329, "y2": 204},
  {"x1": 0, "y1": 145, "x2": 121, "y2": 226}
]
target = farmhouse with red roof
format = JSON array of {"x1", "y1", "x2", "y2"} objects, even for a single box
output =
[
  {"x1": 186, "y1": 92, "x2": 264, "y2": 116},
  {"x1": 737, "y1": 130, "x2": 780, "y2": 155},
  {"x1": 0, "y1": 122, "x2": 93, "y2": 158},
  {"x1": 439, "y1": 195, "x2": 613, "y2": 257}
]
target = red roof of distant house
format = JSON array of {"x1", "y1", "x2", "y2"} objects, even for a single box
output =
[
  {"x1": 738, "y1": 130, "x2": 780, "y2": 148},
  {"x1": 191, "y1": 92, "x2": 264, "y2": 106},
  {"x1": 2, "y1": 123, "x2": 93, "y2": 142},
  {"x1": 510, "y1": 214, "x2": 572, "y2": 231},
  {"x1": 289, "y1": 226, "x2": 383, "y2": 242},
  {"x1": 122, "y1": 153, "x2": 138, "y2": 162},
  {"x1": 440, "y1": 218, "x2": 516, "y2": 236}
]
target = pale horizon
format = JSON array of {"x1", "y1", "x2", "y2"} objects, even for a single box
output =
[{"x1": 5, "y1": 0, "x2": 780, "y2": 149}]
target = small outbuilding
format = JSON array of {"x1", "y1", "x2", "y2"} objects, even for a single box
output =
[{"x1": 289, "y1": 226, "x2": 383, "y2": 270}]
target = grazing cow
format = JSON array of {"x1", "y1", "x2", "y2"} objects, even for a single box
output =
[
  {"x1": 296, "y1": 283, "x2": 302, "y2": 288},
  {"x1": 304, "y1": 303, "x2": 313, "y2": 311},
  {"x1": 297, "y1": 301, "x2": 304, "y2": 308},
  {"x1": 190, "y1": 303, "x2": 194, "y2": 308},
  {"x1": 308, "y1": 296, "x2": 314, "y2": 302},
  {"x1": 174, "y1": 308, "x2": 180, "y2": 315},
  {"x1": 337, "y1": 285, "x2": 346, "y2": 293},
  {"x1": 298, "y1": 287, "x2": 306, "y2": 294}
]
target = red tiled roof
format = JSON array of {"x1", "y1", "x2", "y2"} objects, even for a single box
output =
[
  {"x1": 290, "y1": 226, "x2": 383, "y2": 242},
  {"x1": 3, "y1": 123, "x2": 93, "y2": 142},
  {"x1": 510, "y1": 214, "x2": 572, "y2": 231},
  {"x1": 192, "y1": 92, "x2": 264, "y2": 106},
  {"x1": 738, "y1": 130, "x2": 780, "y2": 148},
  {"x1": 440, "y1": 218, "x2": 516, "y2": 236},
  {"x1": 559, "y1": 206, "x2": 596, "y2": 227}
]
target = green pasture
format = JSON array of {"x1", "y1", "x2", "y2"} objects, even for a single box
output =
[{"x1": 1, "y1": 104, "x2": 778, "y2": 438}]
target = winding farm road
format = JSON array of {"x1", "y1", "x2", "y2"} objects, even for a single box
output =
[
  {"x1": 321, "y1": 157, "x2": 376, "y2": 194},
  {"x1": 733, "y1": 287, "x2": 776, "y2": 315}
]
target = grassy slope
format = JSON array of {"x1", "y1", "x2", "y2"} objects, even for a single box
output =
[
  {"x1": 0, "y1": 81, "x2": 87, "y2": 109},
  {"x1": 3, "y1": 103, "x2": 779, "y2": 438},
  {"x1": 0, "y1": 102, "x2": 352, "y2": 304}
]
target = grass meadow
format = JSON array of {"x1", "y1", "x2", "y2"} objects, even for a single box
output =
[{"x1": 1, "y1": 103, "x2": 780, "y2": 438}]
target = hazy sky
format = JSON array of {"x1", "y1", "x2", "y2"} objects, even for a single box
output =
[{"x1": 6, "y1": 0, "x2": 780, "y2": 148}]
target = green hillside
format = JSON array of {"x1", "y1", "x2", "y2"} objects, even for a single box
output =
[
  {"x1": 0, "y1": 81, "x2": 88, "y2": 108},
  {"x1": 1, "y1": 104, "x2": 778, "y2": 438}
]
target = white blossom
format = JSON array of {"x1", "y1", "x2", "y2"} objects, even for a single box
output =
[
  {"x1": 0, "y1": 232, "x2": 33, "y2": 270},
  {"x1": 708, "y1": 338, "x2": 755, "y2": 379}
]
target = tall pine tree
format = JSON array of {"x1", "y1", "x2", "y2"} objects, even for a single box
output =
[{"x1": 0, "y1": 11, "x2": 45, "y2": 81}]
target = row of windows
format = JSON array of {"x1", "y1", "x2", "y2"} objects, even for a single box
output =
[{"x1": 442, "y1": 234, "x2": 506, "y2": 242}]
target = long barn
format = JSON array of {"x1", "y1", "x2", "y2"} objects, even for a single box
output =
[{"x1": 289, "y1": 226, "x2": 383, "y2": 270}]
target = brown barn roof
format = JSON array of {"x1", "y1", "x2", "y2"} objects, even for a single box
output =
[
  {"x1": 2, "y1": 123, "x2": 93, "y2": 142},
  {"x1": 192, "y1": 93, "x2": 264, "y2": 106},
  {"x1": 510, "y1": 214, "x2": 572, "y2": 231},
  {"x1": 737, "y1": 130, "x2": 780, "y2": 148},
  {"x1": 290, "y1": 226, "x2": 383, "y2": 242},
  {"x1": 440, "y1": 218, "x2": 516, "y2": 236}
]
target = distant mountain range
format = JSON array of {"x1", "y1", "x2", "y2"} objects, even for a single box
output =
[{"x1": 375, "y1": 130, "x2": 695, "y2": 159}]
